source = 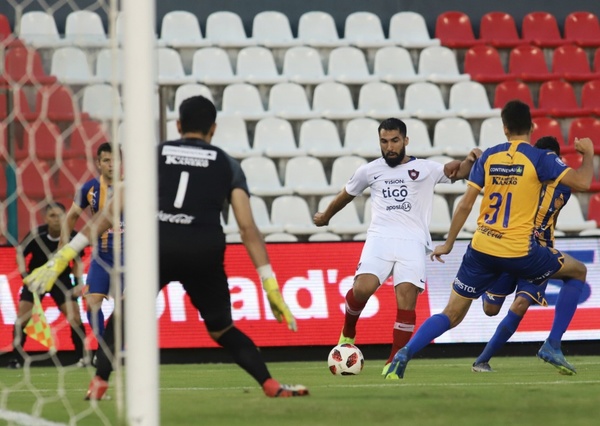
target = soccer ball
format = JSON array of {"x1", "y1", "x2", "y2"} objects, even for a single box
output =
[{"x1": 327, "y1": 343, "x2": 364, "y2": 376}]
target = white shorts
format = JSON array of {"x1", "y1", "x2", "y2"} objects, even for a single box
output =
[{"x1": 355, "y1": 236, "x2": 427, "y2": 290}]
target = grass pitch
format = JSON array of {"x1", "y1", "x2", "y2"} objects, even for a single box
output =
[{"x1": 1, "y1": 356, "x2": 599, "y2": 426}]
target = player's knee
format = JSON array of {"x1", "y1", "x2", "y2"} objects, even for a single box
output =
[
  {"x1": 510, "y1": 297, "x2": 530, "y2": 316},
  {"x1": 482, "y1": 302, "x2": 500, "y2": 317}
]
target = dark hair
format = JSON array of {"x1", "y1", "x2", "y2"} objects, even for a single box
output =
[
  {"x1": 378, "y1": 118, "x2": 407, "y2": 138},
  {"x1": 535, "y1": 136, "x2": 560, "y2": 156},
  {"x1": 179, "y1": 95, "x2": 217, "y2": 134},
  {"x1": 97, "y1": 142, "x2": 112, "y2": 158},
  {"x1": 45, "y1": 202, "x2": 66, "y2": 213},
  {"x1": 501, "y1": 100, "x2": 533, "y2": 136}
]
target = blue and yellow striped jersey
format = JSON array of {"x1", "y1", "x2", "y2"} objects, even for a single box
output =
[
  {"x1": 76, "y1": 176, "x2": 124, "y2": 252},
  {"x1": 467, "y1": 141, "x2": 570, "y2": 257},
  {"x1": 534, "y1": 181, "x2": 571, "y2": 247}
]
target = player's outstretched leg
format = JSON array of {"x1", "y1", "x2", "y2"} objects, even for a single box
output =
[
  {"x1": 385, "y1": 347, "x2": 410, "y2": 379},
  {"x1": 537, "y1": 339, "x2": 576, "y2": 375}
]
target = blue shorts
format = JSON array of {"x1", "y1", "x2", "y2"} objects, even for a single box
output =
[
  {"x1": 86, "y1": 250, "x2": 124, "y2": 298},
  {"x1": 454, "y1": 243, "x2": 564, "y2": 299},
  {"x1": 485, "y1": 272, "x2": 549, "y2": 307}
]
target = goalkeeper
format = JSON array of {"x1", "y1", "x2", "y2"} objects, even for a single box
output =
[{"x1": 26, "y1": 95, "x2": 308, "y2": 400}]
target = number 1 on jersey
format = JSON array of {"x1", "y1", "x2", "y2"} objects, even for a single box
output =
[{"x1": 174, "y1": 171, "x2": 189, "y2": 208}]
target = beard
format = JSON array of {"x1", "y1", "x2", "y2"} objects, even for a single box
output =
[{"x1": 383, "y1": 148, "x2": 406, "y2": 167}]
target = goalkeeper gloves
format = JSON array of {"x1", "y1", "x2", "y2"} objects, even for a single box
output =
[
  {"x1": 23, "y1": 245, "x2": 78, "y2": 295},
  {"x1": 259, "y1": 265, "x2": 297, "y2": 332}
]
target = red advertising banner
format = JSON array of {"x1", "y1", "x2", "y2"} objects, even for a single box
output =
[{"x1": 1, "y1": 239, "x2": 599, "y2": 353}]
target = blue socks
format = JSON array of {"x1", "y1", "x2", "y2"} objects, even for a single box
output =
[
  {"x1": 475, "y1": 310, "x2": 522, "y2": 364},
  {"x1": 87, "y1": 308, "x2": 105, "y2": 339},
  {"x1": 548, "y1": 279, "x2": 584, "y2": 349},
  {"x1": 405, "y1": 313, "x2": 451, "y2": 358}
]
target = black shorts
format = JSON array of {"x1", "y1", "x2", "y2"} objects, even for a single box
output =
[
  {"x1": 19, "y1": 277, "x2": 77, "y2": 307},
  {"x1": 159, "y1": 223, "x2": 232, "y2": 332}
]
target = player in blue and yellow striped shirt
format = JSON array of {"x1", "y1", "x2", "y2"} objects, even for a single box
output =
[{"x1": 386, "y1": 100, "x2": 595, "y2": 379}]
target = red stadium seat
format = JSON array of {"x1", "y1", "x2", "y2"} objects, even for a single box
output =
[
  {"x1": 0, "y1": 87, "x2": 36, "y2": 122},
  {"x1": 564, "y1": 11, "x2": 600, "y2": 48},
  {"x1": 531, "y1": 117, "x2": 573, "y2": 154},
  {"x1": 479, "y1": 12, "x2": 522, "y2": 48},
  {"x1": 60, "y1": 157, "x2": 96, "y2": 189},
  {"x1": 538, "y1": 80, "x2": 592, "y2": 118},
  {"x1": 31, "y1": 84, "x2": 90, "y2": 123},
  {"x1": 567, "y1": 117, "x2": 600, "y2": 153},
  {"x1": 581, "y1": 80, "x2": 600, "y2": 116},
  {"x1": 493, "y1": 80, "x2": 547, "y2": 116},
  {"x1": 552, "y1": 44, "x2": 600, "y2": 82},
  {"x1": 522, "y1": 12, "x2": 567, "y2": 48},
  {"x1": 2, "y1": 46, "x2": 57, "y2": 85},
  {"x1": 464, "y1": 45, "x2": 515, "y2": 83},
  {"x1": 25, "y1": 121, "x2": 68, "y2": 160},
  {"x1": 508, "y1": 44, "x2": 553, "y2": 82},
  {"x1": 69, "y1": 120, "x2": 109, "y2": 159},
  {"x1": 435, "y1": 11, "x2": 484, "y2": 48},
  {"x1": 0, "y1": 13, "x2": 11, "y2": 42}
]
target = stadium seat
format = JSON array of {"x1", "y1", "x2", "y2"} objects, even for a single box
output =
[
  {"x1": 330, "y1": 155, "x2": 368, "y2": 189},
  {"x1": 560, "y1": 152, "x2": 582, "y2": 170},
  {"x1": 253, "y1": 117, "x2": 305, "y2": 158},
  {"x1": 191, "y1": 47, "x2": 243, "y2": 85},
  {"x1": 18, "y1": 11, "x2": 67, "y2": 48},
  {"x1": 493, "y1": 80, "x2": 545, "y2": 116},
  {"x1": 551, "y1": 44, "x2": 600, "y2": 82},
  {"x1": 308, "y1": 232, "x2": 343, "y2": 242},
  {"x1": 343, "y1": 118, "x2": 381, "y2": 158},
  {"x1": 357, "y1": 81, "x2": 407, "y2": 120},
  {"x1": 50, "y1": 47, "x2": 103, "y2": 85},
  {"x1": 538, "y1": 80, "x2": 593, "y2": 118},
  {"x1": 205, "y1": 11, "x2": 255, "y2": 47},
  {"x1": 404, "y1": 118, "x2": 443, "y2": 157},
  {"x1": 522, "y1": 11, "x2": 567, "y2": 48},
  {"x1": 388, "y1": 11, "x2": 440, "y2": 49},
  {"x1": 0, "y1": 13, "x2": 13, "y2": 45},
  {"x1": 318, "y1": 195, "x2": 367, "y2": 235},
  {"x1": 252, "y1": 11, "x2": 301, "y2": 48},
  {"x1": 284, "y1": 156, "x2": 337, "y2": 196},
  {"x1": 220, "y1": 83, "x2": 272, "y2": 120},
  {"x1": 81, "y1": 84, "x2": 124, "y2": 121},
  {"x1": 363, "y1": 198, "x2": 372, "y2": 227},
  {"x1": 64, "y1": 10, "x2": 109, "y2": 48},
  {"x1": 453, "y1": 194, "x2": 484, "y2": 233},
  {"x1": 157, "y1": 48, "x2": 196, "y2": 85},
  {"x1": 556, "y1": 195, "x2": 597, "y2": 233},
  {"x1": 69, "y1": 120, "x2": 109, "y2": 160},
  {"x1": 240, "y1": 157, "x2": 293, "y2": 197},
  {"x1": 32, "y1": 84, "x2": 90, "y2": 123},
  {"x1": 166, "y1": 120, "x2": 178, "y2": 140},
  {"x1": 430, "y1": 194, "x2": 452, "y2": 236},
  {"x1": 95, "y1": 48, "x2": 124, "y2": 83},
  {"x1": 479, "y1": 12, "x2": 522, "y2": 48},
  {"x1": 297, "y1": 11, "x2": 349, "y2": 48},
  {"x1": 282, "y1": 46, "x2": 333, "y2": 85},
  {"x1": 418, "y1": 46, "x2": 470, "y2": 84},
  {"x1": 267, "y1": 82, "x2": 321, "y2": 120},
  {"x1": 508, "y1": 44, "x2": 553, "y2": 82},
  {"x1": 463, "y1": 45, "x2": 514, "y2": 84},
  {"x1": 167, "y1": 83, "x2": 213, "y2": 120},
  {"x1": 433, "y1": 117, "x2": 478, "y2": 157},
  {"x1": 403, "y1": 82, "x2": 457, "y2": 120},
  {"x1": 478, "y1": 117, "x2": 506, "y2": 151},
  {"x1": 25, "y1": 121, "x2": 65, "y2": 161},
  {"x1": 344, "y1": 12, "x2": 394, "y2": 48},
  {"x1": 449, "y1": 81, "x2": 501, "y2": 120},
  {"x1": 60, "y1": 157, "x2": 96, "y2": 189},
  {"x1": 16, "y1": 160, "x2": 64, "y2": 201},
  {"x1": 264, "y1": 232, "x2": 299, "y2": 242},
  {"x1": 564, "y1": 11, "x2": 600, "y2": 48},
  {"x1": 3, "y1": 47, "x2": 57, "y2": 85},
  {"x1": 531, "y1": 117, "x2": 568, "y2": 151},
  {"x1": 159, "y1": 10, "x2": 210, "y2": 48},
  {"x1": 327, "y1": 47, "x2": 378, "y2": 84},
  {"x1": 271, "y1": 195, "x2": 328, "y2": 235},
  {"x1": 0, "y1": 87, "x2": 36, "y2": 122},
  {"x1": 581, "y1": 79, "x2": 600, "y2": 116},
  {"x1": 211, "y1": 115, "x2": 258, "y2": 159},
  {"x1": 567, "y1": 117, "x2": 600, "y2": 153},
  {"x1": 587, "y1": 193, "x2": 600, "y2": 224},
  {"x1": 428, "y1": 155, "x2": 469, "y2": 195},
  {"x1": 236, "y1": 46, "x2": 287, "y2": 85},
  {"x1": 298, "y1": 118, "x2": 350, "y2": 158},
  {"x1": 249, "y1": 196, "x2": 285, "y2": 234},
  {"x1": 312, "y1": 82, "x2": 364, "y2": 120},
  {"x1": 435, "y1": 11, "x2": 484, "y2": 48},
  {"x1": 373, "y1": 46, "x2": 427, "y2": 85}
]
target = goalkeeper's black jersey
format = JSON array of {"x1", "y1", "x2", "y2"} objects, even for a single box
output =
[{"x1": 157, "y1": 137, "x2": 249, "y2": 230}]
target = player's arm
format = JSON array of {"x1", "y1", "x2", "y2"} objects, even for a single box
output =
[
  {"x1": 558, "y1": 137, "x2": 594, "y2": 192},
  {"x1": 230, "y1": 188, "x2": 297, "y2": 331},
  {"x1": 313, "y1": 189, "x2": 355, "y2": 226},
  {"x1": 444, "y1": 148, "x2": 482, "y2": 182},
  {"x1": 431, "y1": 185, "x2": 480, "y2": 263}
]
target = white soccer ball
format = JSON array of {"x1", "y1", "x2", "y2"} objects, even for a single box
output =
[{"x1": 327, "y1": 343, "x2": 364, "y2": 376}]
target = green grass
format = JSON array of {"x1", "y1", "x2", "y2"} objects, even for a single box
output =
[{"x1": 1, "y1": 356, "x2": 599, "y2": 426}]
